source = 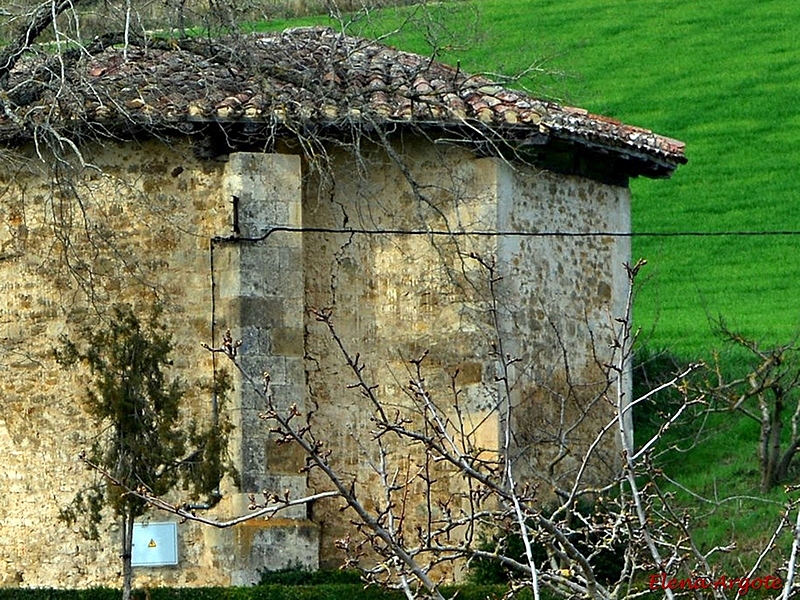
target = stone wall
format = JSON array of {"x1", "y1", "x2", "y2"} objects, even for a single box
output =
[
  {"x1": 0, "y1": 140, "x2": 319, "y2": 588},
  {"x1": 0, "y1": 138, "x2": 231, "y2": 588},
  {"x1": 494, "y1": 158, "x2": 631, "y2": 487},
  {"x1": 299, "y1": 137, "x2": 630, "y2": 567},
  {"x1": 0, "y1": 132, "x2": 630, "y2": 588}
]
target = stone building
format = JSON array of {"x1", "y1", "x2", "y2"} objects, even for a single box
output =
[{"x1": 0, "y1": 27, "x2": 685, "y2": 588}]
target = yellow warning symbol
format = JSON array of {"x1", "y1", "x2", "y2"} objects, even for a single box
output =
[{"x1": 148, "y1": 539, "x2": 157, "y2": 548}]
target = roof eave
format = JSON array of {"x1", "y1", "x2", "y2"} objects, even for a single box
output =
[{"x1": 0, "y1": 112, "x2": 686, "y2": 184}]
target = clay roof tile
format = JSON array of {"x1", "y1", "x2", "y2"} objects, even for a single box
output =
[{"x1": 2, "y1": 26, "x2": 686, "y2": 176}]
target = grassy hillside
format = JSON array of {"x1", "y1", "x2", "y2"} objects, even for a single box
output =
[{"x1": 258, "y1": 0, "x2": 800, "y2": 359}]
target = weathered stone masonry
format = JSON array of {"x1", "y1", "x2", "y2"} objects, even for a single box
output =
[
  {"x1": 0, "y1": 138, "x2": 635, "y2": 586},
  {"x1": 214, "y1": 153, "x2": 319, "y2": 583}
]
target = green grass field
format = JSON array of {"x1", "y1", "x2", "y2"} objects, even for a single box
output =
[{"x1": 256, "y1": 0, "x2": 800, "y2": 360}]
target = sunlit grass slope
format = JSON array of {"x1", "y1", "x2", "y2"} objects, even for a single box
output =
[{"x1": 256, "y1": 0, "x2": 800, "y2": 359}]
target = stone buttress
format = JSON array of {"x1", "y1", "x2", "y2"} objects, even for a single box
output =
[{"x1": 213, "y1": 153, "x2": 318, "y2": 583}]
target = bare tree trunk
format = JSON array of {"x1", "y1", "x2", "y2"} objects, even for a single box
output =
[
  {"x1": 121, "y1": 509, "x2": 135, "y2": 600},
  {"x1": 782, "y1": 508, "x2": 800, "y2": 600},
  {"x1": 761, "y1": 393, "x2": 784, "y2": 492},
  {"x1": 777, "y1": 440, "x2": 800, "y2": 487}
]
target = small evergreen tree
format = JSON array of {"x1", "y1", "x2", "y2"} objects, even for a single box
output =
[{"x1": 57, "y1": 304, "x2": 230, "y2": 600}]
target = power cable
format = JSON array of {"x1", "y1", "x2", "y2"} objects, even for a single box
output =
[{"x1": 211, "y1": 226, "x2": 800, "y2": 243}]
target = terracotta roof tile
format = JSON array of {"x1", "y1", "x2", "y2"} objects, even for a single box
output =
[{"x1": 1, "y1": 26, "x2": 686, "y2": 176}]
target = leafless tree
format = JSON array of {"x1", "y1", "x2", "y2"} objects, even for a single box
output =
[{"x1": 705, "y1": 322, "x2": 800, "y2": 493}]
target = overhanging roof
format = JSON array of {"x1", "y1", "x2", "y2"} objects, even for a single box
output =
[{"x1": 0, "y1": 26, "x2": 686, "y2": 178}]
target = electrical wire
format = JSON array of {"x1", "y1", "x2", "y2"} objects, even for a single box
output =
[{"x1": 211, "y1": 226, "x2": 800, "y2": 243}]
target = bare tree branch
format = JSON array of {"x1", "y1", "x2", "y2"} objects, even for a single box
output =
[{"x1": 0, "y1": 0, "x2": 81, "y2": 84}]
